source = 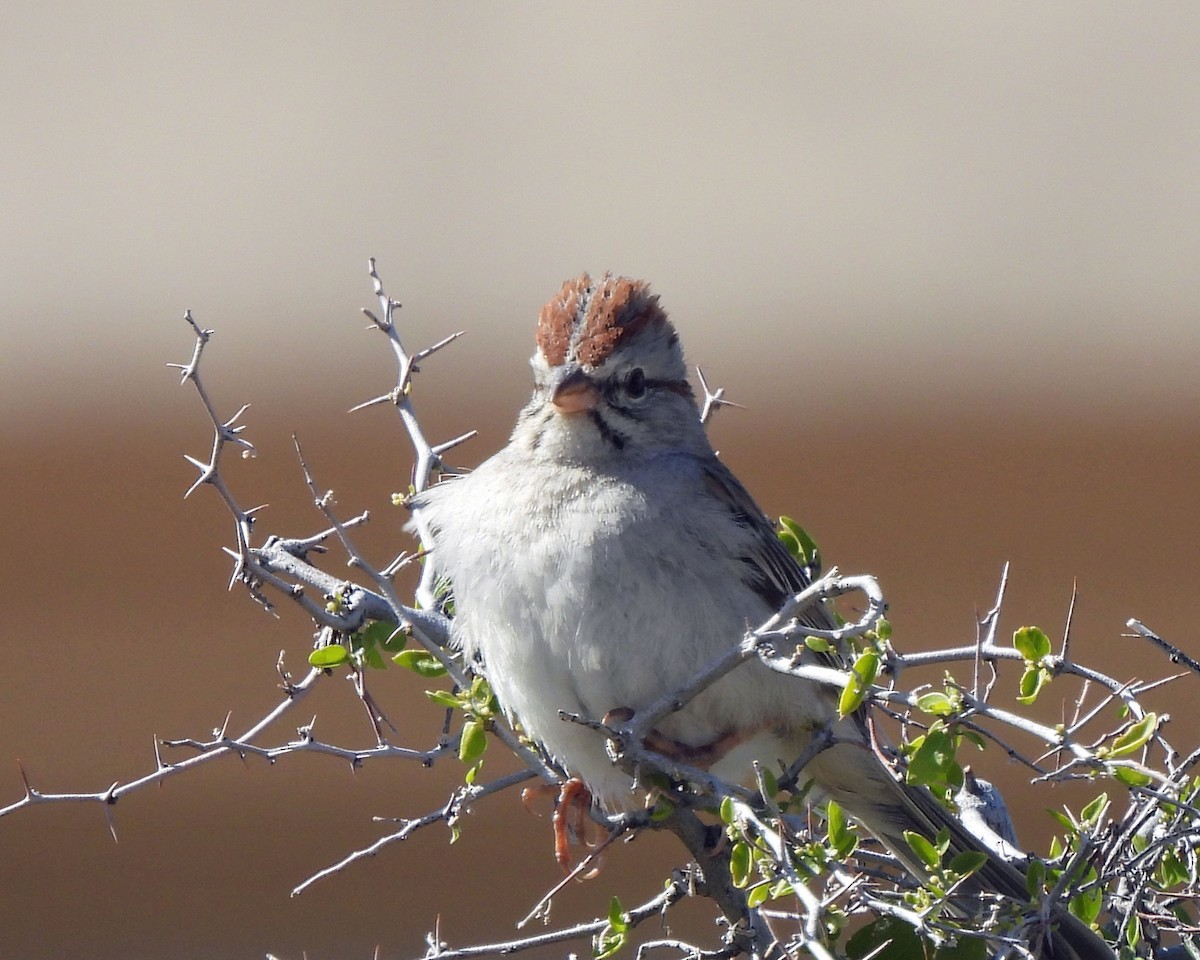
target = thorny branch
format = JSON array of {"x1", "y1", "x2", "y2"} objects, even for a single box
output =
[
  {"x1": 0, "y1": 657, "x2": 323, "y2": 828},
  {"x1": 291, "y1": 767, "x2": 538, "y2": 898},
  {"x1": 4, "y1": 261, "x2": 1200, "y2": 959}
]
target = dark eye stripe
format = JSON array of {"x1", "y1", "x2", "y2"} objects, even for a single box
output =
[
  {"x1": 599, "y1": 376, "x2": 697, "y2": 428},
  {"x1": 605, "y1": 377, "x2": 692, "y2": 401},
  {"x1": 645, "y1": 378, "x2": 693, "y2": 400}
]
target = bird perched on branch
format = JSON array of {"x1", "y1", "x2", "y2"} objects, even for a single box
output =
[{"x1": 413, "y1": 273, "x2": 1112, "y2": 960}]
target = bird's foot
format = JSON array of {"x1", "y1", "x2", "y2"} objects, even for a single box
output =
[{"x1": 521, "y1": 777, "x2": 602, "y2": 877}]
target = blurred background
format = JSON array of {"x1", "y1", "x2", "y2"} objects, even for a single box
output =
[{"x1": 3, "y1": 3, "x2": 1199, "y2": 958}]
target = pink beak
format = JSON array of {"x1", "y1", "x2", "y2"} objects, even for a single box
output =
[{"x1": 551, "y1": 368, "x2": 600, "y2": 416}]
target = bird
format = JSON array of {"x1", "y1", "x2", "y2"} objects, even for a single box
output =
[{"x1": 411, "y1": 272, "x2": 1112, "y2": 960}]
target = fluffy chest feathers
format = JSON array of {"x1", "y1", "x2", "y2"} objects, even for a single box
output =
[
  {"x1": 427, "y1": 448, "x2": 770, "y2": 671},
  {"x1": 418, "y1": 447, "x2": 806, "y2": 806}
]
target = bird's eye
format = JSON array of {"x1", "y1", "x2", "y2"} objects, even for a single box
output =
[{"x1": 624, "y1": 368, "x2": 646, "y2": 399}]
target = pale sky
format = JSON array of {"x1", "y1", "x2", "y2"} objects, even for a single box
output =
[{"x1": 4, "y1": 2, "x2": 1198, "y2": 419}]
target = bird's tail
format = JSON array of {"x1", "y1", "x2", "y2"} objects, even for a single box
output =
[{"x1": 806, "y1": 740, "x2": 1114, "y2": 960}]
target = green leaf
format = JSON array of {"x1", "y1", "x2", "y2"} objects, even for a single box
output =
[
  {"x1": 904, "y1": 830, "x2": 941, "y2": 871},
  {"x1": 607, "y1": 896, "x2": 628, "y2": 932},
  {"x1": 827, "y1": 800, "x2": 848, "y2": 848},
  {"x1": 825, "y1": 800, "x2": 858, "y2": 858},
  {"x1": 1108, "y1": 712, "x2": 1158, "y2": 759},
  {"x1": 459, "y1": 719, "x2": 487, "y2": 764},
  {"x1": 594, "y1": 930, "x2": 625, "y2": 960},
  {"x1": 309, "y1": 644, "x2": 350, "y2": 668},
  {"x1": 746, "y1": 883, "x2": 770, "y2": 908},
  {"x1": 1112, "y1": 765, "x2": 1152, "y2": 788},
  {"x1": 361, "y1": 643, "x2": 387, "y2": 670},
  {"x1": 875, "y1": 617, "x2": 893, "y2": 641},
  {"x1": 778, "y1": 516, "x2": 821, "y2": 571},
  {"x1": 1079, "y1": 792, "x2": 1109, "y2": 826},
  {"x1": 777, "y1": 528, "x2": 802, "y2": 559},
  {"x1": 759, "y1": 766, "x2": 778, "y2": 800},
  {"x1": 357, "y1": 619, "x2": 402, "y2": 650},
  {"x1": 1017, "y1": 665, "x2": 1038, "y2": 700},
  {"x1": 839, "y1": 649, "x2": 880, "y2": 717},
  {"x1": 379, "y1": 626, "x2": 409, "y2": 652},
  {"x1": 804, "y1": 635, "x2": 832, "y2": 654},
  {"x1": 468, "y1": 675, "x2": 497, "y2": 714},
  {"x1": 1075, "y1": 883, "x2": 1099, "y2": 926},
  {"x1": 905, "y1": 726, "x2": 964, "y2": 798},
  {"x1": 962, "y1": 729, "x2": 987, "y2": 751},
  {"x1": 1159, "y1": 849, "x2": 1188, "y2": 888},
  {"x1": 730, "y1": 841, "x2": 752, "y2": 887},
  {"x1": 393, "y1": 648, "x2": 448, "y2": 677},
  {"x1": 595, "y1": 900, "x2": 628, "y2": 960},
  {"x1": 948, "y1": 850, "x2": 989, "y2": 877},
  {"x1": 425, "y1": 689, "x2": 461, "y2": 709},
  {"x1": 1126, "y1": 913, "x2": 1142, "y2": 950},
  {"x1": 1026, "y1": 858, "x2": 1047, "y2": 898},
  {"x1": 1013, "y1": 625, "x2": 1052, "y2": 662},
  {"x1": 719, "y1": 796, "x2": 735, "y2": 825},
  {"x1": 1016, "y1": 664, "x2": 1051, "y2": 705},
  {"x1": 916, "y1": 691, "x2": 956, "y2": 717},
  {"x1": 846, "y1": 915, "x2": 924, "y2": 960}
]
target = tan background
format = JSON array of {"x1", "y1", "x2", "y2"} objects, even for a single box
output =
[{"x1": 3, "y1": 4, "x2": 1199, "y2": 958}]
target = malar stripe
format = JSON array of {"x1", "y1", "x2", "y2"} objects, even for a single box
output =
[{"x1": 587, "y1": 409, "x2": 627, "y2": 450}]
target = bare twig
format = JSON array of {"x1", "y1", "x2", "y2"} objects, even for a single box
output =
[
  {"x1": 1, "y1": 663, "x2": 322, "y2": 820},
  {"x1": 696, "y1": 367, "x2": 745, "y2": 426},
  {"x1": 422, "y1": 877, "x2": 688, "y2": 960},
  {"x1": 292, "y1": 768, "x2": 536, "y2": 897}
]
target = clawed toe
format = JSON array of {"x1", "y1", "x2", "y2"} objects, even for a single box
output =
[
  {"x1": 521, "y1": 781, "x2": 559, "y2": 817},
  {"x1": 523, "y1": 711, "x2": 754, "y2": 878},
  {"x1": 552, "y1": 778, "x2": 596, "y2": 874},
  {"x1": 522, "y1": 777, "x2": 604, "y2": 877}
]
